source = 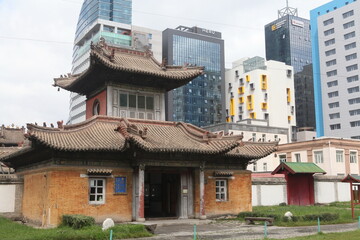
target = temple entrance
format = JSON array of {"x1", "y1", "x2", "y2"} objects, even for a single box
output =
[{"x1": 144, "y1": 171, "x2": 180, "y2": 218}]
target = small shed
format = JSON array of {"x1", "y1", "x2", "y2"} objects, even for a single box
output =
[
  {"x1": 272, "y1": 162, "x2": 326, "y2": 206},
  {"x1": 341, "y1": 175, "x2": 360, "y2": 219}
]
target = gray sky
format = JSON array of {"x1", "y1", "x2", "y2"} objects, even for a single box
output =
[{"x1": 0, "y1": 0, "x2": 329, "y2": 127}]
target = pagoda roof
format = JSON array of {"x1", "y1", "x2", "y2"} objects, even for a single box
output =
[
  {"x1": 272, "y1": 162, "x2": 326, "y2": 175},
  {"x1": 0, "y1": 126, "x2": 25, "y2": 146},
  {"x1": 54, "y1": 40, "x2": 204, "y2": 95},
  {"x1": 341, "y1": 174, "x2": 360, "y2": 183},
  {"x1": 1, "y1": 116, "x2": 278, "y2": 168}
]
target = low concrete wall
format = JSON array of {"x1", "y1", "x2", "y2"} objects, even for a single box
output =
[
  {"x1": 252, "y1": 177, "x2": 287, "y2": 206},
  {"x1": 314, "y1": 175, "x2": 350, "y2": 203},
  {"x1": 252, "y1": 175, "x2": 351, "y2": 206},
  {"x1": 0, "y1": 174, "x2": 23, "y2": 218}
]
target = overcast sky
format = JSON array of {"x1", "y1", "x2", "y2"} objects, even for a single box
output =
[{"x1": 0, "y1": 0, "x2": 330, "y2": 127}]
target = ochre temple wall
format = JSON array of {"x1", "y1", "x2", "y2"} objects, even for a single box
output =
[
  {"x1": 22, "y1": 168, "x2": 133, "y2": 226},
  {"x1": 194, "y1": 170, "x2": 252, "y2": 218}
]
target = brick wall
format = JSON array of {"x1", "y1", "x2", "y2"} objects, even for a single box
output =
[
  {"x1": 86, "y1": 90, "x2": 107, "y2": 119},
  {"x1": 194, "y1": 170, "x2": 252, "y2": 218},
  {"x1": 22, "y1": 168, "x2": 133, "y2": 226}
]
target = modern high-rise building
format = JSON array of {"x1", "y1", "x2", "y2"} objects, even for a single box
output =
[
  {"x1": 224, "y1": 57, "x2": 296, "y2": 141},
  {"x1": 69, "y1": 0, "x2": 162, "y2": 124},
  {"x1": 162, "y1": 26, "x2": 224, "y2": 127},
  {"x1": 310, "y1": 0, "x2": 360, "y2": 139},
  {"x1": 264, "y1": 3, "x2": 316, "y2": 131},
  {"x1": 294, "y1": 64, "x2": 316, "y2": 130}
]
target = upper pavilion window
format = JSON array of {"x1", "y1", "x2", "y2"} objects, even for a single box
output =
[{"x1": 112, "y1": 88, "x2": 161, "y2": 120}]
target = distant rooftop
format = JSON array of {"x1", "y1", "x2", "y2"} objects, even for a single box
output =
[
  {"x1": 278, "y1": 0, "x2": 298, "y2": 18},
  {"x1": 0, "y1": 125, "x2": 25, "y2": 147}
]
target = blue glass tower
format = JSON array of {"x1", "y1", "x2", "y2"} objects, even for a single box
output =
[
  {"x1": 163, "y1": 26, "x2": 225, "y2": 127},
  {"x1": 69, "y1": 0, "x2": 133, "y2": 124},
  {"x1": 75, "y1": 0, "x2": 132, "y2": 41}
]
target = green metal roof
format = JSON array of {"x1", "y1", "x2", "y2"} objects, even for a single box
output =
[{"x1": 272, "y1": 162, "x2": 326, "y2": 175}]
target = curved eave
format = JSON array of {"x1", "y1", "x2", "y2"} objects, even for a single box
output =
[
  {"x1": 0, "y1": 147, "x2": 34, "y2": 165},
  {"x1": 54, "y1": 51, "x2": 203, "y2": 94}
]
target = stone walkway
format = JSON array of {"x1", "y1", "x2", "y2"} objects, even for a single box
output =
[{"x1": 125, "y1": 219, "x2": 359, "y2": 240}]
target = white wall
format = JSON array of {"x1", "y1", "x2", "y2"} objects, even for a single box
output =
[
  {"x1": 315, "y1": 182, "x2": 336, "y2": 203},
  {"x1": 0, "y1": 185, "x2": 16, "y2": 212},
  {"x1": 252, "y1": 182, "x2": 287, "y2": 206},
  {"x1": 338, "y1": 182, "x2": 351, "y2": 202}
]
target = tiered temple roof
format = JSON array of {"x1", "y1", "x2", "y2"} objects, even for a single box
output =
[
  {"x1": 1, "y1": 116, "x2": 278, "y2": 168},
  {"x1": 54, "y1": 39, "x2": 204, "y2": 95}
]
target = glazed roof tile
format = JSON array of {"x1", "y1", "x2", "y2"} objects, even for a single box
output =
[
  {"x1": 54, "y1": 41, "x2": 203, "y2": 93},
  {"x1": 1, "y1": 116, "x2": 278, "y2": 164},
  {"x1": 225, "y1": 141, "x2": 278, "y2": 160},
  {"x1": 27, "y1": 118, "x2": 126, "y2": 152}
]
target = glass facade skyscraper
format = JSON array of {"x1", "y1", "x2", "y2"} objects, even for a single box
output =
[
  {"x1": 163, "y1": 26, "x2": 224, "y2": 127},
  {"x1": 69, "y1": 0, "x2": 133, "y2": 124},
  {"x1": 75, "y1": 0, "x2": 132, "y2": 40},
  {"x1": 265, "y1": 15, "x2": 312, "y2": 73},
  {"x1": 265, "y1": 10, "x2": 316, "y2": 132}
]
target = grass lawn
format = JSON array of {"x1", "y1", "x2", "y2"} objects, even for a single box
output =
[
  {"x1": 328, "y1": 201, "x2": 360, "y2": 209},
  {"x1": 238, "y1": 203, "x2": 360, "y2": 226},
  {"x1": 270, "y1": 230, "x2": 360, "y2": 240},
  {"x1": 0, "y1": 216, "x2": 152, "y2": 240}
]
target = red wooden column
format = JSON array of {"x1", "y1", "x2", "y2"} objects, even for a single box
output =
[
  {"x1": 137, "y1": 164, "x2": 145, "y2": 222},
  {"x1": 350, "y1": 182, "x2": 354, "y2": 219},
  {"x1": 199, "y1": 164, "x2": 206, "y2": 220}
]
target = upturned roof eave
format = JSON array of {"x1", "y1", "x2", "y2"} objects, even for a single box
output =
[{"x1": 54, "y1": 49, "x2": 203, "y2": 94}]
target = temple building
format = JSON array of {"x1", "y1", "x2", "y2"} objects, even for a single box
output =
[{"x1": 0, "y1": 40, "x2": 277, "y2": 226}]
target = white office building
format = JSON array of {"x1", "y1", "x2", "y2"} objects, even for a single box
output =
[
  {"x1": 225, "y1": 57, "x2": 296, "y2": 141},
  {"x1": 311, "y1": 0, "x2": 360, "y2": 138}
]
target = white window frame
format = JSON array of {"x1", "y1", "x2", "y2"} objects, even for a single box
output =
[
  {"x1": 314, "y1": 151, "x2": 324, "y2": 164},
  {"x1": 350, "y1": 151, "x2": 358, "y2": 163},
  {"x1": 263, "y1": 163, "x2": 267, "y2": 172},
  {"x1": 114, "y1": 89, "x2": 159, "y2": 120},
  {"x1": 279, "y1": 154, "x2": 287, "y2": 163},
  {"x1": 336, "y1": 150, "x2": 344, "y2": 163},
  {"x1": 295, "y1": 153, "x2": 301, "y2": 162},
  {"x1": 215, "y1": 179, "x2": 228, "y2": 202},
  {"x1": 89, "y1": 178, "x2": 106, "y2": 204}
]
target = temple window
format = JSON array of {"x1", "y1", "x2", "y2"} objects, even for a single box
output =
[
  {"x1": 89, "y1": 178, "x2": 105, "y2": 204},
  {"x1": 92, "y1": 99, "x2": 100, "y2": 115},
  {"x1": 114, "y1": 90, "x2": 158, "y2": 120},
  {"x1": 215, "y1": 179, "x2": 228, "y2": 201}
]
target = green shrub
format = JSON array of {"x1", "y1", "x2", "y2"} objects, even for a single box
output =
[
  {"x1": 238, "y1": 212, "x2": 280, "y2": 220},
  {"x1": 282, "y1": 215, "x2": 299, "y2": 222},
  {"x1": 302, "y1": 213, "x2": 339, "y2": 222},
  {"x1": 238, "y1": 212, "x2": 260, "y2": 218},
  {"x1": 279, "y1": 202, "x2": 287, "y2": 206},
  {"x1": 61, "y1": 214, "x2": 95, "y2": 229},
  {"x1": 320, "y1": 213, "x2": 339, "y2": 221}
]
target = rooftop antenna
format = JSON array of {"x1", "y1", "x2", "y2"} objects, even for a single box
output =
[{"x1": 278, "y1": 0, "x2": 298, "y2": 18}]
